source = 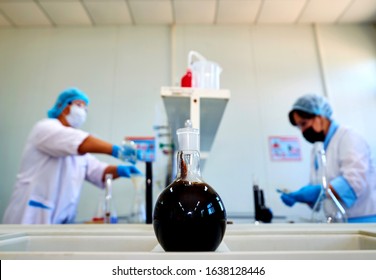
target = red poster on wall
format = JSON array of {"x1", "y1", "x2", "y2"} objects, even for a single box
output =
[{"x1": 269, "y1": 136, "x2": 301, "y2": 161}]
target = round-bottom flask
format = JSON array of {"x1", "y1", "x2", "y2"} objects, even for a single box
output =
[{"x1": 153, "y1": 121, "x2": 227, "y2": 251}]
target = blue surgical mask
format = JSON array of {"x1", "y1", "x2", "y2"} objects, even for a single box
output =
[{"x1": 66, "y1": 104, "x2": 87, "y2": 128}]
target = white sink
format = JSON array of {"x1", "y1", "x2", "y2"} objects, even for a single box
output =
[
  {"x1": 0, "y1": 235, "x2": 158, "y2": 252},
  {"x1": 223, "y1": 233, "x2": 376, "y2": 251}
]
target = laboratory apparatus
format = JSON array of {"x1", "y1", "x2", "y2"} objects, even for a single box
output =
[
  {"x1": 311, "y1": 142, "x2": 347, "y2": 223},
  {"x1": 181, "y1": 68, "x2": 192, "y2": 87},
  {"x1": 116, "y1": 140, "x2": 138, "y2": 164},
  {"x1": 129, "y1": 174, "x2": 146, "y2": 223},
  {"x1": 153, "y1": 120, "x2": 227, "y2": 251},
  {"x1": 253, "y1": 181, "x2": 273, "y2": 223},
  {"x1": 104, "y1": 174, "x2": 118, "y2": 224},
  {"x1": 125, "y1": 136, "x2": 156, "y2": 223},
  {"x1": 187, "y1": 50, "x2": 222, "y2": 89},
  {"x1": 92, "y1": 192, "x2": 105, "y2": 223},
  {"x1": 91, "y1": 174, "x2": 117, "y2": 224}
]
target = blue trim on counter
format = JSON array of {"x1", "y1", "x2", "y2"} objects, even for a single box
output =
[{"x1": 348, "y1": 215, "x2": 376, "y2": 223}]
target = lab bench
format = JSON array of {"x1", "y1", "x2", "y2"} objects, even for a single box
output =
[{"x1": 1, "y1": 223, "x2": 376, "y2": 260}]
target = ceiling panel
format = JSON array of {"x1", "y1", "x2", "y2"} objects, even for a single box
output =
[
  {"x1": 0, "y1": 0, "x2": 375, "y2": 28},
  {"x1": 0, "y1": 2, "x2": 51, "y2": 26},
  {"x1": 0, "y1": 0, "x2": 35, "y2": 2},
  {"x1": 298, "y1": 0, "x2": 353, "y2": 23},
  {"x1": 217, "y1": 0, "x2": 262, "y2": 24},
  {"x1": 174, "y1": 0, "x2": 216, "y2": 24},
  {"x1": 39, "y1": 0, "x2": 92, "y2": 26},
  {"x1": 84, "y1": 0, "x2": 132, "y2": 25},
  {"x1": 339, "y1": 0, "x2": 376, "y2": 23},
  {"x1": 0, "y1": 12, "x2": 10, "y2": 26},
  {"x1": 36, "y1": 0, "x2": 80, "y2": 2},
  {"x1": 128, "y1": 0, "x2": 172, "y2": 24},
  {"x1": 257, "y1": 0, "x2": 306, "y2": 23}
]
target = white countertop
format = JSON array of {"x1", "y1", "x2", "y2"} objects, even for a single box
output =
[{"x1": 1, "y1": 223, "x2": 376, "y2": 260}]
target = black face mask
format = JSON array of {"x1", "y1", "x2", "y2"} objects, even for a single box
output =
[{"x1": 302, "y1": 127, "x2": 325, "y2": 143}]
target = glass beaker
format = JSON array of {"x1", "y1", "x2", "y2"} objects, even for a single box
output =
[
  {"x1": 311, "y1": 142, "x2": 347, "y2": 223},
  {"x1": 91, "y1": 174, "x2": 118, "y2": 223},
  {"x1": 92, "y1": 191, "x2": 105, "y2": 223},
  {"x1": 104, "y1": 174, "x2": 118, "y2": 224},
  {"x1": 129, "y1": 174, "x2": 146, "y2": 223}
]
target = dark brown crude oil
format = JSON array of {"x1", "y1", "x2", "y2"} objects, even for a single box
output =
[
  {"x1": 153, "y1": 180, "x2": 226, "y2": 251},
  {"x1": 153, "y1": 151, "x2": 226, "y2": 251}
]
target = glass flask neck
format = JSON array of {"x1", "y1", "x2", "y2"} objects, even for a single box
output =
[{"x1": 176, "y1": 150, "x2": 202, "y2": 181}]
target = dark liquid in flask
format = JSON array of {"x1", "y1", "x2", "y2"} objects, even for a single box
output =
[{"x1": 153, "y1": 180, "x2": 227, "y2": 251}]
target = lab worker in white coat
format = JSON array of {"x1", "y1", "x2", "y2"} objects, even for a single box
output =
[
  {"x1": 3, "y1": 88, "x2": 142, "y2": 224},
  {"x1": 280, "y1": 94, "x2": 376, "y2": 222}
]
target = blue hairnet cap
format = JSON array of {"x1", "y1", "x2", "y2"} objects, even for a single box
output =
[
  {"x1": 47, "y1": 88, "x2": 89, "y2": 118},
  {"x1": 289, "y1": 94, "x2": 332, "y2": 124}
]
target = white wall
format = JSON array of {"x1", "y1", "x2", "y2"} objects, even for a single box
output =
[
  {"x1": 317, "y1": 25, "x2": 376, "y2": 153},
  {"x1": 1, "y1": 24, "x2": 376, "y2": 223},
  {"x1": 0, "y1": 26, "x2": 172, "y2": 222}
]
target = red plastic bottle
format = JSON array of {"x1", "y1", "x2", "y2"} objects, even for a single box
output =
[{"x1": 181, "y1": 69, "x2": 192, "y2": 87}]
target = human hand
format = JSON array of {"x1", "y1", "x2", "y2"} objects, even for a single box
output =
[
  {"x1": 112, "y1": 142, "x2": 137, "y2": 164},
  {"x1": 280, "y1": 184, "x2": 322, "y2": 208},
  {"x1": 117, "y1": 165, "x2": 143, "y2": 178}
]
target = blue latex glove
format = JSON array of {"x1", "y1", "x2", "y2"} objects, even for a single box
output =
[
  {"x1": 280, "y1": 185, "x2": 322, "y2": 208},
  {"x1": 112, "y1": 144, "x2": 137, "y2": 164},
  {"x1": 117, "y1": 165, "x2": 143, "y2": 178}
]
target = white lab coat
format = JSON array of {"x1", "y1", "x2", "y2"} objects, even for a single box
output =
[
  {"x1": 310, "y1": 125, "x2": 376, "y2": 220},
  {"x1": 3, "y1": 118, "x2": 108, "y2": 224}
]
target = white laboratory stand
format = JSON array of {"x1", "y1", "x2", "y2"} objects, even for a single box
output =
[{"x1": 161, "y1": 86, "x2": 230, "y2": 162}]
